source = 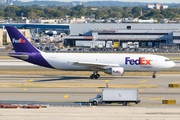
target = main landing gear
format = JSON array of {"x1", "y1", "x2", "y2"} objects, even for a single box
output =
[
  {"x1": 90, "y1": 70, "x2": 100, "y2": 79},
  {"x1": 152, "y1": 71, "x2": 156, "y2": 78}
]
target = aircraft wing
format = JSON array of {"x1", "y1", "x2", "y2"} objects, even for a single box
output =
[{"x1": 72, "y1": 62, "x2": 119, "y2": 69}]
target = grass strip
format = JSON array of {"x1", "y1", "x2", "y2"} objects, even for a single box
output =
[
  {"x1": 0, "y1": 56, "x2": 14, "y2": 59},
  {"x1": 0, "y1": 83, "x2": 157, "y2": 89},
  {"x1": 0, "y1": 70, "x2": 179, "y2": 76},
  {"x1": 169, "y1": 57, "x2": 180, "y2": 60}
]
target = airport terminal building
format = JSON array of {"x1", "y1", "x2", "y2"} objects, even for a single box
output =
[{"x1": 64, "y1": 23, "x2": 180, "y2": 48}]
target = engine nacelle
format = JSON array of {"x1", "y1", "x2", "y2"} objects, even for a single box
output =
[{"x1": 104, "y1": 67, "x2": 124, "y2": 76}]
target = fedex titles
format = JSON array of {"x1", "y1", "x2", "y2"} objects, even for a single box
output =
[
  {"x1": 113, "y1": 70, "x2": 121, "y2": 73},
  {"x1": 125, "y1": 57, "x2": 151, "y2": 65},
  {"x1": 12, "y1": 38, "x2": 25, "y2": 43}
]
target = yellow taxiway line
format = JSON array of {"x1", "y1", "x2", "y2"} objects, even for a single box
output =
[
  {"x1": 105, "y1": 80, "x2": 109, "y2": 82},
  {"x1": 63, "y1": 95, "x2": 69, "y2": 98},
  {"x1": 172, "y1": 81, "x2": 180, "y2": 83},
  {"x1": 139, "y1": 80, "x2": 147, "y2": 83},
  {"x1": 28, "y1": 79, "x2": 33, "y2": 82},
  {"x1": 149, "y1": 97, "x2": 165, "y2": 100}
]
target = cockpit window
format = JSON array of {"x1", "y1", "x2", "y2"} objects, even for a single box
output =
[{"x1": 165, "y1": 59, "x2": 171, "y2": 62}]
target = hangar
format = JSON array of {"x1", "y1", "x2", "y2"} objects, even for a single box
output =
[{"x1": 64, "y1": 23, "x2": 180, "y2": 48}]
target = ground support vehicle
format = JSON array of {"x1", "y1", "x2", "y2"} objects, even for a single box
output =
[{"x1": 89, "y1": 89, "x2": 140, "y2": 106}]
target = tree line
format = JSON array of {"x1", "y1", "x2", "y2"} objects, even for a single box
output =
[{"x1": 0, "y1": 5, "x2": 180, "y2": 22}]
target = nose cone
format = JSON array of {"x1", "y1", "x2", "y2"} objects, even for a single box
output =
[
  {"x1": 166, "y1": 61, "x2": 175, "y2": 68},
  {"x1": 163, "y1": 61, "x2": 175, "y2": 69},
  {"x1": 171, "y1": 61, "x2": 176, "y2": 68}
]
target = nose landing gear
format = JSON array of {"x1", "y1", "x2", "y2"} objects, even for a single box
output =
[{"x1": 152, "y1": 71, "x2": 156, "y2": 78}]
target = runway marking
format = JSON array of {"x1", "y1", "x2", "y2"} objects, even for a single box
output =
[
  {"x1": 96, "y1": 89, "x2": 100, "y2": 91},
  {"x1": 23, "y1": 89, "x2": 27, "y2": 91},
  {"x1": 139, "y1": 80, "x2": 147, "y2": 83},
  {"x1": 172, "y1": 81, "x2": 180, "y2": 83},
  {"x1": 138, "y1": 89, "x2": 144, "y2": 91},
  {"x1": 28, "y1": 79, "x2": 33, "y2": 82},
  {"x1": 105, "y1": 80, "x2": 109, "y2": 82},
  {"x1": 63, "y1": 95, "x2": 69, "y2": 98},
  {"x1": 149, "y1": 97, "x2": 165, "y2": 100}
]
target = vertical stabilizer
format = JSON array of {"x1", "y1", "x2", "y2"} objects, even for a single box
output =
[{"x1": 6, "y1": 26, "x2": 39, "y2": 53}]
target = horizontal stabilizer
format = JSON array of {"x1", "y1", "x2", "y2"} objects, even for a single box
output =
[{"x1": 8, "y1": 53, "x2": 29, "y2": 60}]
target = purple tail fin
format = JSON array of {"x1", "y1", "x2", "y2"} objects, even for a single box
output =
[{"x1": 6, "y1": 26, "x2": 39, "y2": 53}]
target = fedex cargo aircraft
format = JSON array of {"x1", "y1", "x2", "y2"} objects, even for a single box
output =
[{"x1": 6, "y1": 26, "x2": 175, "y2": 79}]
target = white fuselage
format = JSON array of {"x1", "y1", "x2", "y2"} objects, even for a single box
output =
[{"x1": 41, "y1": 53, "x2": 175, "y2": 72}]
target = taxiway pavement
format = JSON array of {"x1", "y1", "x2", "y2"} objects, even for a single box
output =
[
  {"x1": 0, "y1": 75, "x2": 180, "y2": 104},
  {"x1": 1, "y1": 106, "x2": 180, "y2": 120}
]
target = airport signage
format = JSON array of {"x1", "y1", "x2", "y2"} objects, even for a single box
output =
[
  {"x1": 162, "y1": 100, "x2": 176, "y2": 104},
  {"x1": 169, "y1": 84, "x2": 179, "y2": 88}
]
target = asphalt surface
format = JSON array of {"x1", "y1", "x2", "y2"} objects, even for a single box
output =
[
  {"x1": 1, "y1": 106, "x2": 180, "y2": 120},
  {"x1": 0, "y1": 75, "x2": 180, "y2": 105}
]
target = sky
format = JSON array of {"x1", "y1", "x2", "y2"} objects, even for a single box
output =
[{"x1": 20, "y1": 0, "x2": 180, "y2": 3}]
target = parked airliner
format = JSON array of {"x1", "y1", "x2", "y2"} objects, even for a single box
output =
[{"x1": 6, "y1": 26, "x2": 175, "y2": 79}]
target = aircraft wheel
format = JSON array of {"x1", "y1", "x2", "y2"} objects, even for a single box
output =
[
  {"x1": 97, "y1": 74, "x2": 100, "y2": 78},
  {"x1": 152, "y1": 75, "x2": 156, "y2": 78},
  {"x1": 94, "y1": 75, "x2": 98, "y2": 79},
  {"x1": 90, "y1": 74, "x2": 94, "y2": 79}
]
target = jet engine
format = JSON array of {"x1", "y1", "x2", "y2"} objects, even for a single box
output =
[{"x1": 104, "y1": 67, "x2": 124, "y2": 76}]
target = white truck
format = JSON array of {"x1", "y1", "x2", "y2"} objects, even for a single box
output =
[
  {"x1": 75, "y1": 41, "x2": 105, "y2": 48},
  {"x1": 89, "y1": 89, "x2": 140, "y2": 106},
  {"x1": 127, "y1": 42, "x2": 139, "y2": 48}
]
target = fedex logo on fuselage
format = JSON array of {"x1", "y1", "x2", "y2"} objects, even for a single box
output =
[
  {"x1": 125, "y1": 57, "x2": 151, "y2": 65},
  {"x1": 12, "y1": 38, "x2": 26, "y2": 43}
]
